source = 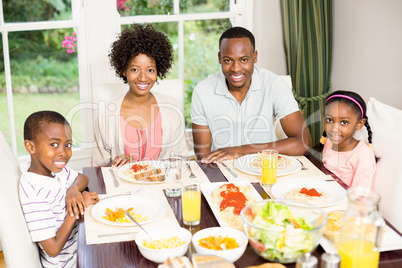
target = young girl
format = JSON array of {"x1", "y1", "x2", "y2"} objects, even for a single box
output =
[
  {"x1": 92, "y1": 23, "x2": 187, "y2": 167},
  {"x1": 319, "y1": 90, "x2": 376, "y2": 189}
]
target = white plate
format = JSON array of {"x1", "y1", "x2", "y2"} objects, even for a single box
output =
[
  {"x1": 320, "y1": 225, "x2": 402, "y2": 253},
  {"x1": 91, "y1": 195, "x2": 167, "y2": 226},
  {"x1": 201, "y1": 181, "x2": 263, "y2": 228},
  {"x1": 234, "y1": 154, "x2": 301, "y2": 176},
  {"x1": 117, "y1": 161, "x2": 165, "y2": 184},
  {"x1": 271, "y1": 178, "x2": 347, "y2": 207}
]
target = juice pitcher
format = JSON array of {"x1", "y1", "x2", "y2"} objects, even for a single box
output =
[{"x1": 338, "y1": 187, "x2": 385, "y2": 268}]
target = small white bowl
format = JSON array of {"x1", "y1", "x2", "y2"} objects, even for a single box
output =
[
  {"x1": 192, "y1": 227, "x2": 248, "y2": 263},
  {"x1": 135, "y1": 225, "x2": 192, "y2": 263}
]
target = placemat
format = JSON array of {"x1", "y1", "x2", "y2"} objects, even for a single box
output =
[
  {"x1": 103, "y1": 161, "x2": 210, "y2": 195},
  {"x1": 84, "y1": 189, "x2": 180, "y2": 245},
  {"x1": 218, "y1": 155, "x2": 324, "y2": 183}
]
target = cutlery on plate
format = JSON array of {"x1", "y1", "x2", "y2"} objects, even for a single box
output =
[
  {"x1": 125, "y1": 211, "x2": 153, "y2": 240},
  {"x1": 186, "y1": 163, "x2": 197, "y2": 178},
  {"x1": 296, "y1": 159, "x2": 308, "y2": 170},
  {"x1": 221, "y1": 163, "x2": 238, "y2": 178},
  {"x1": 110, "y1": 168, "x2": 120, "y2": 187},
  {"x1": 325, "y1": 178, "x2": 340, "y2": 182}
]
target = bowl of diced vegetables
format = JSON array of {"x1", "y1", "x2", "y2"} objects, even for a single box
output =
[
  {"x1": 240, "y1": 199, "x2": 327, "y2": 263},
  {"x1": 192, "y1": 227, "x2": 248, "y2": 263},
  {"x1": 135, "y1": 225, "x2": 192, "y2": 263}
]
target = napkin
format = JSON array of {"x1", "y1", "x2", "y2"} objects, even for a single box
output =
[
  {"x1": 84, "y1": 189, "x2": 180, "y2": 245},
  {"x1": 103, "y1": 161, "x2": 210, "y2": 195}
]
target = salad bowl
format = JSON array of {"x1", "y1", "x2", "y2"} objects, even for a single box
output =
[{"x1": 240, "y1": 199, "x2": 327, "y2": 263}]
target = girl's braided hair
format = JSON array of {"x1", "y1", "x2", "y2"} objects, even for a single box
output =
[
  {"x1": 314, "y1": 90, "x2": 373, "y2": 152},
  {"x1": 109, "y1": 23, "x2": 174, "y2": 83}
]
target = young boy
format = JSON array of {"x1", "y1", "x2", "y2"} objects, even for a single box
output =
[{"x1": 19, "y1": 111, "x2": 99, "y2": 268}]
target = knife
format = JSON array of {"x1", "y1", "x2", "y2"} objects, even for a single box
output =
[
  {"x1": 221, "y1": 163, "x2": 238, "y2": 178},
  {"x1": 110, "y1": 168, "x2": 120, "y2": 187}
]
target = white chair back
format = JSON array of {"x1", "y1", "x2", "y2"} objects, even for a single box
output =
[
  {"x1": 0, "y1": 132, "x2": 41, "y2": 267},
  {"x1": 355, "y1": 98, "x2": 402, "y2": 232}
]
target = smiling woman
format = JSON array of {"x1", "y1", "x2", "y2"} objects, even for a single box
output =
[{"x1": 92, "y1": 24, "x2": 188, "y2": 168}]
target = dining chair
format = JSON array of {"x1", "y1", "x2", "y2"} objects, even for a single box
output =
[
  {"x1": 93, "y1": 79, "x2": 196, "y2": 159},
  {"x1": 0, "y1": 132, "x2": 42, "y2": 267},
  {"x1": 354, "y1": 98, "x2": 402, "y2": 233}
]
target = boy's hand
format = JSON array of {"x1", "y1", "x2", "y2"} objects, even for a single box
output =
[
  {"x1": 66, "y1": 186, "x2": 86, "y2": 219},
  {"x1": 82, "y1": 191, "x2": 99, "y2": 206}
]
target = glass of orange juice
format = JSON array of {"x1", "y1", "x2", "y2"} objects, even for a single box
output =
[
  {"x1": 181, "y1": 179, "x2": 201, "y2": 226},
  {"x1": 261, "y1": 150, "x2": 278, "y2": 187}
]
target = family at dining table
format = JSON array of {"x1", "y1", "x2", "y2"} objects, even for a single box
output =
[{"x1": 17, "y1": 23, "x2": 377, "y2": 267}]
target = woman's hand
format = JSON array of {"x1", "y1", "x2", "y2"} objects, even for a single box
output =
[{"x1": 111, "y1": 154, "x2": 133, "y2": 168}]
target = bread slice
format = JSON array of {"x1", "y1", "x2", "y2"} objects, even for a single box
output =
[
  {"x1": 191, "y1": 254, "x2": 235, "y2": 268},
  {"x1": 158, "y1": 256, "x2": 192, "y2": 268}
]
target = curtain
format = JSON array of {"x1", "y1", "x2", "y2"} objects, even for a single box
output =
[{"x1": 280, "y1": 0, "x2": 333, "y2": 146}]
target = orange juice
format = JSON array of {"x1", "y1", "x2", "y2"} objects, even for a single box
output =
[
  {"x1": 338, "y1": 239, "x2": 379, "y2": 268},
  {"x1": 261, "y1": 153, "x2": 278, "y2": 186},
  {"x1": 182, "y1": 190, "x2": 201, "y2": 224}
]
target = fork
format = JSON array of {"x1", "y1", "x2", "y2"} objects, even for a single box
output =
[
  {"x1": 186, "y1": 163, "x2": 197, "y2": 178},
  {"x1": 296, "y1": 159, "x2": 308, "y2": 170}
]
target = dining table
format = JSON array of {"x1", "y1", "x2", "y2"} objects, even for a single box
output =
[{"x1": 77, "y1": 153, "x2": 402, "y2": 268}]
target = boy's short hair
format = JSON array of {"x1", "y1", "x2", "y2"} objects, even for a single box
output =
[
  {"x1": 219, "y1": 26, "x2": 256, "y2": 51},
  {"x1": 24, "y1": 111, "x2": 70, "y2": 141}
]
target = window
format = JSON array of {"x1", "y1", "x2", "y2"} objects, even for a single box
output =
[{"x1": 1, "y1": 0, "x2": 251, "y2": 169}]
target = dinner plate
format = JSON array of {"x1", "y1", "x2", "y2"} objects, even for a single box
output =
[
  {"x1": 117, "y1": 161, "x2": 165, "y2": 184},
  {"x1": 271, "y1": 178, "x2": 347, "y2": 207},
  {"x1": 201, "y1": 181, "x2": 263, "y2": 228},
  {"x1": 234, "y1": 154, "x2": 301, "y2": 176},
  {"x1": 91, "y1": 195, "x2": 167, "y2": 226}
]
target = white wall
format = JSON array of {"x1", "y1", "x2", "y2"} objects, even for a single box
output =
[
  {"x1": 253, "y1": 0, "x2": 402, "y2": 109},
  {"x1": 253, "y1": 0, "x2": 288, "y2": 75},
  {"x1": 331, "y1": 0, "x2": 402, "y2": 109}
]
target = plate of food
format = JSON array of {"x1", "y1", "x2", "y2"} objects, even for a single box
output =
[
  {"x1": 320, "y1": 210, "x2": 402, "y2": 253},
  {"x1": 91, "y1": 195, "x2": 167, "y2": 226},
  {"x1": 234, "y1": 153, "x2": 301, "y2": 176},
  {"x1": 270, "y1": 178, "x2": 347, "y2": 207},
  {"x1": 201, "y1": 181, "x2": 263, "y2": 231},
  {"x1": 117, "y1": 161, "x2": 166, "y2": 184}
]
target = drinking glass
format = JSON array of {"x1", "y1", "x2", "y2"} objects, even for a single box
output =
[
  {"x1": 163, "y1": 156, "x2": 184, "y2": 197},
  {"x1": 181, "y1": 179, "x2": 201, "y2": 226},
  {"x1": 261, "y1": 150, "x2": 278, "y2": 187}
]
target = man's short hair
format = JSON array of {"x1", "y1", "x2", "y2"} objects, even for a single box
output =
[
  {"x1": 219, "y1": 26, "x2": 255, "y2": 51},
  {"x1": 24, "y1": 110, "x2": 70, "y2": 141}
]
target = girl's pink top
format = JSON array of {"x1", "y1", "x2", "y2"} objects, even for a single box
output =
[
  {"x1": 120, "y1": 111, "x2": 162, "y2": 161},
  {"x1": 323, "y1": 139, "x2": 377, "y2": 189}
]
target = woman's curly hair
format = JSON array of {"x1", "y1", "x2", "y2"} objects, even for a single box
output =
[{"x1": 109, "y1": 23, "x2": 174, "y2": 83}]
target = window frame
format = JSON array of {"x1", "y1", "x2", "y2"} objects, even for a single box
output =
[{"x1": 1, "y1": 0, "x2": 253, "y2": 170}]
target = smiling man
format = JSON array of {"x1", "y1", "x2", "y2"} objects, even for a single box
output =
[{"x1": 191, "y1": 26, "x2": 311, "y2": 163}]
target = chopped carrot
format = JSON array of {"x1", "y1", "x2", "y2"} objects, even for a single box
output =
[
  {"x1": 198, "y1": 235, "x2": 239, "y2": 250},
  {"x1": 287, "y1": 218, "x2": 300, "y2": 228}
]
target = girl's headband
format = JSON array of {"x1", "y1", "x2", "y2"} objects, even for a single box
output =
[{"x1": 325, "y1": 94, "x2": 364, "y2": 118}]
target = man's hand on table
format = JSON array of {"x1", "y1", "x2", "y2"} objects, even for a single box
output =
[{"x1": 201, "y1": 147, "x2": 245, "y2": 164}]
